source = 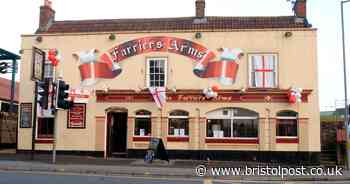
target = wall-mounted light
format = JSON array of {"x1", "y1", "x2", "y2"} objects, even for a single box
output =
[
  {"x1": 195, "y1": 32, "x2": 202, "y2": 39},
  {"x1": 19, "y1": 49, "x2": 24, "y2": 54},
  {"x1": 284, "y1": 31, "x2": 293, "y2": 38},
  {"x1": 109, "y1": 33, "x2": 116, "y2": 40},
  {"x1": 35, "y1": 36, "x2": 43, "y2": 43}
]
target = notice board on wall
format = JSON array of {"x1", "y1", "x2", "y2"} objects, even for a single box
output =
[
  {"x1": 19, "y1": 103, "x2": 32, "y2": 128},
  {"x1": 67, "y1": 103, "x2": 86, "y2": 129}
]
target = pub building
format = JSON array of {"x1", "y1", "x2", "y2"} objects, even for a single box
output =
[{"x1": 18, "y1": 0, "x2": 320, "y2": 162}]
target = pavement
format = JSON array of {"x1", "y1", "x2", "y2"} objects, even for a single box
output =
[{"x1": 0, "y1": 150, "x2": 350, "y2": 182}]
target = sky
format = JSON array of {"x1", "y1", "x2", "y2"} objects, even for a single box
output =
[{"x1": 0, "y1": 0, "x2": 349, "y2": 111}]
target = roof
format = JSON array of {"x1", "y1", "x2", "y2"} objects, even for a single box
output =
[
  {"x1": 0, "y1": 48, "x2": 20, "y2": 60},
  {"x1": 0, "y1": 77, "x2": 19, "y2": 102},
  {"x1": 38, "y1": 16, "x2": 309, "y2": 34},
  {"x1": 320, "y1": 111, "x2": 335, "y2": 117}
]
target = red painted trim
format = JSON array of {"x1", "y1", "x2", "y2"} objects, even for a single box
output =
[
  {"x1": 205, "y1": 138, "x2": 259, "y2": 144},
  {"x1": 276, "y1": 137, "x2": 299, "y2": 143},
  {"x1": 133, "y1": 136, "x2": 151, "y2": 142},
  {"x1": 96, "y1": 89, "x2": 312, "y2": 103},
  {"x1": 35, "y1": 139, "x2": 53, "y2": 144},
  {"x1": 167, "y1": 136, "x2": 190, "y2": 142}
]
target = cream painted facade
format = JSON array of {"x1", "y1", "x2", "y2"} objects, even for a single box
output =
[{"x1": 18, "y1": 28, "x2": 320, "y2": 161}]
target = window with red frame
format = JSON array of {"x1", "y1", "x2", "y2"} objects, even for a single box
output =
[
  {"x1": 37, "y1": 117, "x2": 54, "y2": 138},
  {"x1": 249, "y1": 54, "x2": 277, "y2": 88},
  {"x1": 276, "y1": 111, "x2": 298, "y2": 137}
]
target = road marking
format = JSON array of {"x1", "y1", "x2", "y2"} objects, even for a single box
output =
[{"x1": 203, "y1": 178, "x2": 212, "y2": 184}]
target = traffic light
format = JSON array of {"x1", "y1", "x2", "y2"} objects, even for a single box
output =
[
  {"x1": 37, "y1": 80, "x2": 49, "y2": 109},
  {"x1": 0, "y1": 62, "x2": 8, "y2": 74},
  {"x1": 56, "y1": 80, "x2": 73, "y2": 109}
]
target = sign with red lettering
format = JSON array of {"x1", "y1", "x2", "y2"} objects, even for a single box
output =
[
  {"x1": 67, "y1": 103, "x2": 86, "y2": 129},
  {"x1": 74, "y1": 36, "x2": 244, "y2": 87}
]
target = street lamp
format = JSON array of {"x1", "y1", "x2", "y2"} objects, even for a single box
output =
[{"x1": 341, "y1": 0, "x2": 350, "y2": 170}]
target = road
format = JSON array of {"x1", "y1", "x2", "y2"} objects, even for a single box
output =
[
  {"x1": 0, "y1": 171, "x2": 227, "y2": 184},
  {"x1": 0, "y1": 171, "x2": 349, "y2": 184}
]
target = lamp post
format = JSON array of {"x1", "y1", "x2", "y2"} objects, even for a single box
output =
[{"x1": 341, "y1": 0, "x2": 350, "y2": 170}]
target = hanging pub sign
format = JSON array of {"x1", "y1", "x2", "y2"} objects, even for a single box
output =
[
  {"x1": 19, "y1": 103, "x2": 32, "y2": 128},
  {"x1": 67, "y1": 103, "x2": 86, "y2": 129},
  {"x1": 73, "y1": 36, "x2": 244, "y2": 87},
  {"x1": 31, "y1": 47, "x2": 45, "y2": 81}
]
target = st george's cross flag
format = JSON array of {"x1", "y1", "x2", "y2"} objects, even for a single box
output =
[{"x1": 149, "y1": 87, "x2": 166, "y2": 109}]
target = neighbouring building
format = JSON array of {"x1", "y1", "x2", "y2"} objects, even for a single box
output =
[
  {"x1": 0, "y1": 77, "x2": 19, "y2": 147},
  {"x1": 18, "y1": 0, "x2": 320, "y2": 163},
  {"x1": 0, "y1": 77, "x2": 19, "y2": 113},
  {"x1": 320, "y1": 110, "x2": 347, "y2": 165}
]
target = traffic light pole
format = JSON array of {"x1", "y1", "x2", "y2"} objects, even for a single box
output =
[
  {"x1": 31, "y1": 81, "x2": 38, "y2": 160},
  {"x1": 52, "y1": 67, "x2": 57, "y2": 164},
  {"x1": 52, "y1": 106, "x2": 57, "y2": 164}
]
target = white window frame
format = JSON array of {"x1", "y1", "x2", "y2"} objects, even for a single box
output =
[
  {"x1": 146, "y1": 57, "x2": 168, "y2": 88},
  {"x1": 167, "y1": 115, "x2": 190, "y2": 137},
  {"x1": 248, "y1": 53, "x2": 278, "y2": 88},
  {"x1": 206, "y1": 109, "x2": 259, "y2": 139},
  {"x1": 44, "y1": 60, "x2": 54, "y2": 79},
  {"x1": 134, "y1": 114, "x2": 152, "y2": 137}
]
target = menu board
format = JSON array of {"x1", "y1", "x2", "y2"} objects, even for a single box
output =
[
  {"x1": 67, "y1": 103, "x2": 86, "y2": 129},
  {"x1": 20, "y1": 103, "x2": 32, "y2": 128}
]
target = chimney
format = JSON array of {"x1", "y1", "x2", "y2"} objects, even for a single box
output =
[
  {"x1": 293, "y1": 0, "x2": 306, "y2": 18},
  {"x1": 38, "y1": 0, "x2": 55, "y2": 32},
  {"x1": 196, "y1": 0, "x2": 205, "y2": 17}
]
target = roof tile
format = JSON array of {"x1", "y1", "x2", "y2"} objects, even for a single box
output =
[{"x1": 38, "y1": 16, "x2": 308, "y2": 34}]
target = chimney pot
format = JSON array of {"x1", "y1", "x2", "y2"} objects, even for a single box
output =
[
  {"x1": 293, "y1": 0, "x2": 307, "y2": 18},
  {"x1": 38, "y1": 0, "x2": 55, "y2": 32},
  {"x1": 196, "y1": 0, "x2": 205, "y2": 17}
]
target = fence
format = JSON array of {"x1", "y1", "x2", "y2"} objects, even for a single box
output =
[{"x1": 0, "y1": 112, "x2": 17, "y2": 147}]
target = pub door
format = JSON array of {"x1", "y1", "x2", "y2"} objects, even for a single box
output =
[{"x1": 107, "y1": 112, "x2": 128, "y2": 156}]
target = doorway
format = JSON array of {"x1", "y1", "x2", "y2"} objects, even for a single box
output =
[{"x1": 107, "y1": 112, "x2": 128, "y2": 156}]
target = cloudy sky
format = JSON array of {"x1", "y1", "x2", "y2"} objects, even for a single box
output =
[{"x1": 0, "y1": 0, "x2": 349, "y2": 111}]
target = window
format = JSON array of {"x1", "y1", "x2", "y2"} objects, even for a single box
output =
[
  {"x1": 207, "y1": 119, "x2": 231, "y2": 138},
  {"x1": 37, "y1": 117, "x2": 54, "y2": 138},
  {"x1": 232, "y1": 119, "x2": 258, "y2": 137},
  {"x1": 147, "y1": 58, "x2": 167, "y2": 87},
  {"x1": 249, "y1": 54, "x2": 277, "y2": 88},
  {"x1": 0, "y1": 102, "x2": 10, "y2": 112},
  {"x1": 206, "y1": 108, "x2": 258, "y2": 138},
  {"x1": 168, "y1": 110, "x2": 189, "y2": 136},
  {"x1": 44, "y1": 61, "x2": 54, "y2": 79},
  {"x1": 134, "y1": 110, "x2": 152, "y2": 136},
  {"x1": 276, "y1": 111, "x2": 298, "y2": 137}
]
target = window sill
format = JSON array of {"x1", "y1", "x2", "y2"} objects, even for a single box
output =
[
  {"x1": 247, "y1": 87, "x2": 279, "y2": 91},
  {"x1": 205, "y1": 138, "x2": 259, "y2": 144},
  {"x1": 37, "y1": 135, "x2": 53, "y2": 139},
  {"x1": 167, "y1": 136, "x2": 189, "y2": 142},
  {"x1": 276, "y1": 137, "x2": 299, "y2": 144},
  {"x1": 133, "y1": 136, "x2": 151, "y2": 142},
  {"x1": 35, "y1": 139, "x2": 53, "y2": 144}
]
